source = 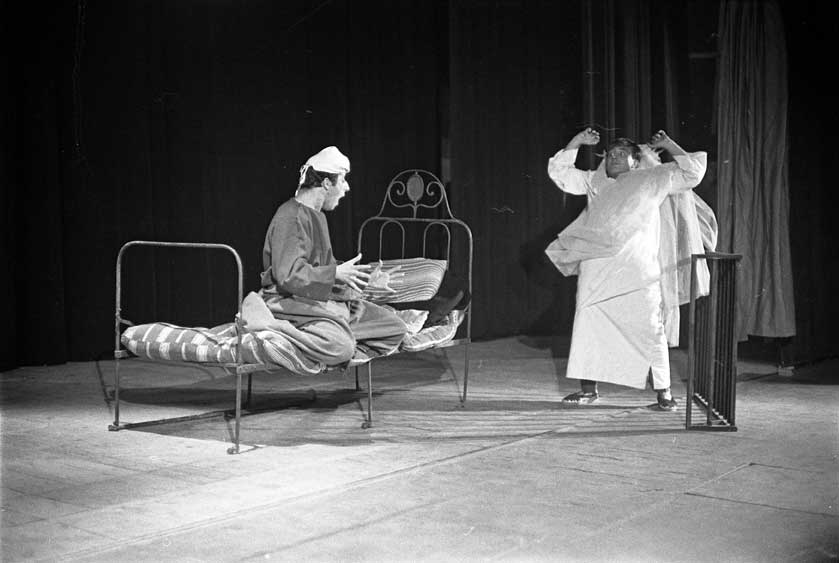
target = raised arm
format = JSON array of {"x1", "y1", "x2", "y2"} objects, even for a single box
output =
[
  {"x1": 648, "y1": 130, "x2": 707, "y2": 193},
  {"x1": 649, "y1": 129, "x2": 689, "y2": 158},
  {"x1": 547, "y1": 128, "x2": 600, "y2": 196}
]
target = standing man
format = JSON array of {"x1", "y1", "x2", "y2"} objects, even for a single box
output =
[
  {"x1": 258, "y1": 146, "x2": 407, "y2": 365},
  {"x1": 546, "y1": 128, "x2": 708, "y2": 410}
]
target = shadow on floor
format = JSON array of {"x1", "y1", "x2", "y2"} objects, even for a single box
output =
[
  {"x1": 122, "y1": 385, "x2": 687, "y2": 449},
  {"x1": 739, "y1": 359, "x2": 839, "y2": 385}
]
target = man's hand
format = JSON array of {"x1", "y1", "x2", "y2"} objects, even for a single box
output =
[
  {"x1": 335, "y1": 253, "x2": 371, "y2": 293},
  {"x1": 366, "y1": 263, "x2": 405, "y2": 295},
  {"x1": 649, "y1": 130, "x2": 687, "y2": 156},
  {"x1": 565, "y1": 127, "x2": 600, "y2": 150}
]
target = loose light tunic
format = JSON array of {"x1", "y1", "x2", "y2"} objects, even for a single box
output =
[{"x1": 546, "y1": 148, "x2": 708, "y2": 389}]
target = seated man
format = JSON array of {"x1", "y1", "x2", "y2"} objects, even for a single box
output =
[
  {"x1": 546, "y1": 128, "x2": 709, "y2": 411},
  {"x1": 258, "y1": 146, "x2": 407, "y2": 365}
]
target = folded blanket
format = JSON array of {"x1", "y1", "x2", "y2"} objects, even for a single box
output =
[
  {"x1": 245, "y1": 292, "x2": 357, "y2": 366},
  {"x1": 121, "y1": 322, "x2": 326, "y2": 375}
]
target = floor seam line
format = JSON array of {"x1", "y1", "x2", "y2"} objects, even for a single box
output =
[{"x1": 683, "y1": 491, "x2": 838, "y2": 517}]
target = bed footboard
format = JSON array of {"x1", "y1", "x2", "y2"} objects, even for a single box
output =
[{"x1": 111, "y1": 241, "x2": 252, "y2": 454}]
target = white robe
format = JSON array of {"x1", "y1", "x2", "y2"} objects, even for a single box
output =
[{"x1": 546, "y1": 148, "x2": 711, "y2": 389}]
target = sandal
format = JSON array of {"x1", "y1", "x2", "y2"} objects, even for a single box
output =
[
  {"x1": 562, "y1": 391, "x2": 600, "y2": 405},
  {"x1": 654, "y1": 393, "x2": 678, "y2": 411}
]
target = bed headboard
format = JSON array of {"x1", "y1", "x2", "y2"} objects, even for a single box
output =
[
  {"x1": 356, "y1": 169, "x2": 472, "y2": 267},
  {"x1": 356, "y1": 169, "x2": 473, "y2": 338}
]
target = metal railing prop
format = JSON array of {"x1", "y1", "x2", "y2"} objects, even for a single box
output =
[{"x1": 686, "y1": 252, "x2": 742, "y2": 431}]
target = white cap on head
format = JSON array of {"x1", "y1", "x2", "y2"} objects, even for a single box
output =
[{"x1": 298, "y1": 146, "x2": 351, "y2": 187}]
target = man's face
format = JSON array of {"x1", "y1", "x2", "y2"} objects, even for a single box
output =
[
  {"x1": 322, "y1": 174, "x2": 350, "y2": 211},
  {"x1": 604, "y1": 146, "x2": 637, "y2": 179}
]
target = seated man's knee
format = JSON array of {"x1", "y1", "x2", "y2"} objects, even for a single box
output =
[
  {"x1": 328, "y1": 331, "x2": 356, "y2": 364},
  {"x1": 304, "y1": 320, "x2": 356, "y2": 364}
]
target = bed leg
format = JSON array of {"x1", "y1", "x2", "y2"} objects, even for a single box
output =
[
  {"x1": 228, "y1": 369, "x2": 242, "y2": 454},
  {"x1": 354, "y1": 366, "x2": 360, "y2": 392},
  {"x1": 108, "y1": 355, "x2": 122, "y2": 431},
  {"x1": 246, "y1": 373, "x2": 253, "y2": 409},
  {"x1": 361, "y1": 362, "x2": 373, "y2": 429},
  {"x1": 460, "y1": 342, "x2": 470, "y2": 404}
]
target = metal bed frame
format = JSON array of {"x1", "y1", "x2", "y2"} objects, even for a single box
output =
[{"x1": 109, "y1": 169, "x2": 473, "y2": 454}]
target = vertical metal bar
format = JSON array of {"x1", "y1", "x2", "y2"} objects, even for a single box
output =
[
  {"x1": 706, "y1": 259, "x2": 719, "y2": 426},
  {"x1": 723, "y1": 260, "x2": 733, "y2": 422},
  {"x1": 461, "y1": 341, "x2": 470, "y2": 403},
  {"x1": 697, "y1": 270, "x2": 706, "y2": 409},
  {"x1": 354, "y1": 365, "x2": 360, "y2": 392},
  {"x1": 729, "y1": 259, "x2": 739, "y2": 426},
  {"x1": 715, "y1": 259, "x2": 730, "y2": 420},
  {"x1": 366, "y1": 362, "x2": 373, "y2": 427},
  {"x1": 233, "y1": 246, "x2": 244, "y2": 453},
  {"x1": 231, "y1": 369, "x2": 242, "y2": 454},
  {"x1": 723, "y1": 259, "x2": 731, "y2": 419},
  {"x1": 113, "y1": 356, "x2": 121, "y2": 427},
  {"x1": 697, "y1": 285, "x2": 707, "y2": 400},
  {"x1": 113, "y1": 245, "x2": 125, "y2": 427},
  {"x1": 699, "y1": 280, "x2": 710, "y2": 399},
  {"x1": 422, "y1": 222, "x2": 452, "y2": 261},
  {"x1": 686, "y1": 255, "x2": 698, "y2": 429},
  {"x1": 723, "y1": 259, "x2": 733, "y2": 423},
  {"x1": 713, "y1": 258, "x2": 722, "y2": 418},
  {"x1": 715, "y1": 258, "x2": 723, "y2": 420},
  {"x1": 246, "y1": 374, "x2": 253, "y2": 409},
  {"x1": 725, "y1": 260, "x2": 737, "y2": 425}
]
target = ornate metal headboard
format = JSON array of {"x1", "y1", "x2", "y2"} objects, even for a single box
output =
[{"x1": 357, "y1": 169, "x2": 472, "y2": 265}]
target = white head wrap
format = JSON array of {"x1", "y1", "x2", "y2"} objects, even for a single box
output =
[{"x1": 297, "y1": 146, "x2": 351, "y2": 188}]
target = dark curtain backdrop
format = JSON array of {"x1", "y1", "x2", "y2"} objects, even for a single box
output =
[
  {"x1": 582, "y1": 0, "x2": 687, "y2": 145},
  {"x1": 1, "y1": 0, "x2": 17, "y2": 370},
  {"x1": 448, "y1": 0, "x2": 691, "y2": 342},
  {"x1": 2, "y1": 0, "x2": 445, "y2": 369},
  {"x1": 448, "y1": 0, "x2": 584, "y2": 342},
  {"x1": 781, "y1": 0, "x2": 839, "y2": 365},
  {"x1": 716, "y1": 0, "x2": 796, "y2": 342}
]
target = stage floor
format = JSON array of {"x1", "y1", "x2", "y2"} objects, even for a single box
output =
[{"x1": 2, "y1": 336, "x2": 837, "y2": 562}]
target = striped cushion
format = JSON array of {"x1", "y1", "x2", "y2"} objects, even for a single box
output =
[
  {"x1": 364, "y1": 258, "x2": 447, "y2": 304},
  {"x1": 121, "y1": 322, "x2": 325, "y2": 375}
]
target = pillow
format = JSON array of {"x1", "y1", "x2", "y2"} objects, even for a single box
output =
[
  {"x1": 392, "y1": 308, "x2": 430, "y2": 335},
  {"x1": 363, "y1": 257, "x2": 447, "y2": 304},
  {"x1": 401, "y1": 310, "x2": 464, "y2": 352}
]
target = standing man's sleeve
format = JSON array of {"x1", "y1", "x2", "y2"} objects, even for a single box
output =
[
  {"x1": 661, "y1": 151, "x2": 708, "y2": 194},
  {"x1": 547, "y1": 148, "x2": 596, "y2": 196}
]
